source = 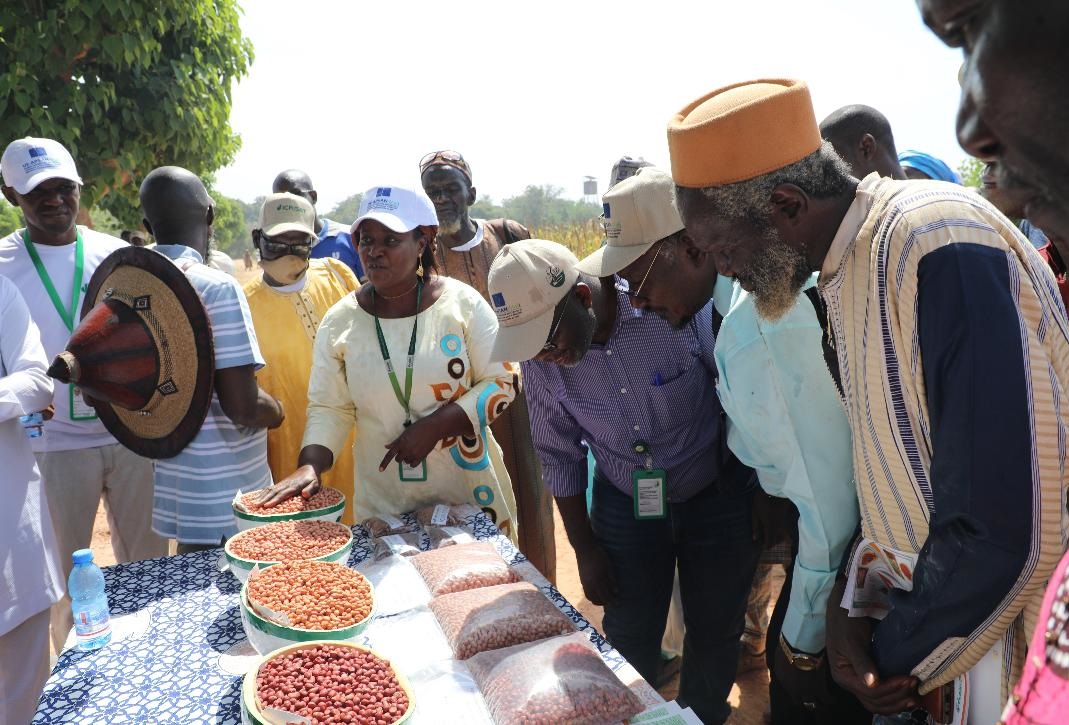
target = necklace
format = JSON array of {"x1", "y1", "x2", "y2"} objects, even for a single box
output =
[{"x1": 375, "y1": 279, "x2": 419, "y2": 300}]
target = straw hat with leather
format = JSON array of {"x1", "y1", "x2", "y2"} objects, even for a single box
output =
[{"x1": 48, "y1": 246, "x2": 215, "y2": 459}]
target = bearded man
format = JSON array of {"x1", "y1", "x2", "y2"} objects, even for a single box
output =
[
  {"x1": 666, "y1": 79, "x2": 1069, "y2": 723},
  {"x1": 420, "y1": 150, "x2": 556, "y2": 581}
]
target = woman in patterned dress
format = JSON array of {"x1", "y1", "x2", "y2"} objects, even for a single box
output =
[{"x1": 257, "y1": 184, "x2": 519, "y2": 540}]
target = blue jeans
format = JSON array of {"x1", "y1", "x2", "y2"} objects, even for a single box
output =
[{"x1": 591, "y1": 458, "x2": 760, "y2": 725}]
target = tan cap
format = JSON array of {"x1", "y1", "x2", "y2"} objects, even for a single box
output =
[
  {"x1": 258, "y1": 192, "x2": 316, "y2": 237},
  {"x1": 487, "y1": 240, "x2": 580, "y2": 362},
  {"x1": 576, "y1": 167, "x2": 683, "y2": 277},
  {"x1": 668, "y1": 78, "x2": 822, "y2": 188}
]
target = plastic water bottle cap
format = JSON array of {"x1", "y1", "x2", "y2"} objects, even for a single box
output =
[{"x1": 72, "y1": 548, "x2": 94, "y2": 565}]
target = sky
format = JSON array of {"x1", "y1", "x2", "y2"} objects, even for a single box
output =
[{"x1": 213, "y1": 0, "x2": 967, "y2": 211}]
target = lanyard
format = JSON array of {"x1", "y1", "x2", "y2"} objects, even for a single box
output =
[
  {"x1": 23, "y1": 229, "x2": 84, "y2": 332},
  {"x1": 372, "y1": 281, "x2": 423, "y2": 426}
]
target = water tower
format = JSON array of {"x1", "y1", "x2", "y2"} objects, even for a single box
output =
[{"x1": 582, "y1": 176, "x2": 598, "y2": 204}]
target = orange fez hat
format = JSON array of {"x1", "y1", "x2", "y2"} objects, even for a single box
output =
[{"x1": 667, "y1": 79, "x2": 822, "y2": 188}]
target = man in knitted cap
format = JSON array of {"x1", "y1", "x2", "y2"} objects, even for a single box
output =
[
  {"x1": 419, "y1": 150, "x2": 556, "y2": 583},
  {"x1": 664, "y1": 79, "x2": 1069, "y2": 723}
]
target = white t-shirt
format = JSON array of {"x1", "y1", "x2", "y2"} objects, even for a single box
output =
[{"x1": 0, "y1": 227, "x2": 126, "y2": 452}]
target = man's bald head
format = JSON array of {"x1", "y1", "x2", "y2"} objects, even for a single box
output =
[
  {"x1": 820, "y1": 105, "x2": 906, "y2": 180},
  {"x1": 139, "y1": 166, "x2": 214, "y2": 254},
  {"x1": 272, "y1": 169, "x2": 317, "y2": 207}
]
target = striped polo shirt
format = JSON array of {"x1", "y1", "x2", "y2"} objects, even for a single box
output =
[
  {"x1": 151, "y1": 245, "x2": 271, "y2": 544},
  {"x1": 820, "y1": 174, "x2": 1069, "y2": 694}
]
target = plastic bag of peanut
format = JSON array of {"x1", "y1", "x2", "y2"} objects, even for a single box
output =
[
  {"x1": 414, "y1": 502, "x2": 482, "y2": 527},
  {"x1": 426, "y1": 525, "x2": 475, "y2": 549},
  {"x1": 361, "y1": 512, "x2": 418, "y2": 538},
  {"x1": 410, "y1": 541, "x2": 518, "y2": 596},
  {"x1": 429, "y1": 581, "x2": 575, "y2": 659},
  {"x1": 467, "y1": 632, "x2": 644, "y2": 725},
  {"x1": 372, "y1": 532, "x2": 423, "y2": 561}
]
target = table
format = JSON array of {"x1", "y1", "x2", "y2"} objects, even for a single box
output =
[{"x1": 34, "y1": 511, "x2": 655, "y2": 724}]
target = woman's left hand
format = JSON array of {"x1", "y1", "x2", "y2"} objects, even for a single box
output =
[{"x1": 380, "y1": 417, "x2": 443, "y2": 471}]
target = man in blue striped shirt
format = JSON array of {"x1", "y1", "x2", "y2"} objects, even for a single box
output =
[
  {"x1": 140, "y1": 167, "x2": 285, "y2": 553},
  {"x1": 488, "y1": 178, "x2": 759, "y2": 724}
]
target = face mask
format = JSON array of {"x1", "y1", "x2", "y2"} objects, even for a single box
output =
[{"x1": 260, "y1": 255, "x2": 309, "y2": 285}]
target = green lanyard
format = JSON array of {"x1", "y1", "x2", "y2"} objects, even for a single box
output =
[
  {"x1": 372, "y1": 281, "x2": 423, "y2": 427},
  {"x1": 23, "y1": 229, "x2": 84, "y2": 332}
]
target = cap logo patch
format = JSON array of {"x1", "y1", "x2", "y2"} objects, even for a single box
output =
[
  {"x1": 21, "y1": 146, "x2": 60, "y2": 174},
  {"x1": 603, "y1": 202, "x2": 611, "y2": 218},
  {"x1": 367, "y1": 197, "x2": 400, "y2": 212},
  {"x1": 491, "y1": 292, "x2": 507, "y2": 310},
  {"x1": 546, "y1": 265, "x2": 566, "y2": 288},
  {"x1": 275, "y1": 202, "x2": 305, "y2": 213},
  {"x1": 376, "y1": 187, "x2": 392, "y2": 197}
]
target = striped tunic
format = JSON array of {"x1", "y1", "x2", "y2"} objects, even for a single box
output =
[
  {"x1": 819, "y1": 175, "x2": 1069, "y2": 694},
  {"x1": 151, "y1": 245, "x2": 271, "y2": 544}
]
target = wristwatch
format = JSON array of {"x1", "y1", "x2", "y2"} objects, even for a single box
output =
[{"x1": 779, "y1": 633, "x2": 824, "y2": 671}]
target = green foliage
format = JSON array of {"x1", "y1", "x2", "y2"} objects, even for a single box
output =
[
  {"x1": 0, "y1": 1, "x2": 254, "y2": 227},
  {"x1": 958, "y1": 157, "x2": 984, "y2": 188},
  {"x1": 325, "y1": 193, "x2": 363, "y2": 226},
  {"x1": 211, "y1": 193, "x2": 251, "y2": 256},
  {"x1": 473, "y1": 186, "x2": 600, "y2": 228},
  {"x1": 470, "y1": 197, "x2": 506, "y2": 220},
  {"x1": 0, "y1": 198, "x2": 21, "y2": 237},
  {"x1": 89, "y1": 206, "x2": 123, "y2": 237}
]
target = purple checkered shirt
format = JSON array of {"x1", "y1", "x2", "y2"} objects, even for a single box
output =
[{"x1": 522, "y1": 288, "x2": 723, "y2": 503}]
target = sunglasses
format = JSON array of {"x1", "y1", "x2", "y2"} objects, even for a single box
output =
[
  {"x1": 260, "y1": 233, "x2": 313, "y2": 256},
  {"x1": 541, "y1": 298, "x2": 569, "y2": 353},
  {"x1": 615, "y1": 241, "x2": 664, "y2": 301},
  {"x1": 419, "y1": 150, "x2": 472, "y2": 181}
]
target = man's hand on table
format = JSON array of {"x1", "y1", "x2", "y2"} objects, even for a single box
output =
[
  {"x1": 826, "y1": 578, "x2": 920, "y2": 714},
  {"x1": 254, "y1": 464, "x2": 320, "y2": 507}
]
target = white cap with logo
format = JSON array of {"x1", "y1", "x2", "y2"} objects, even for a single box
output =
[
  {"x1": 487, "y1": 239, "x2": 580, "y2": 362},
  {"x1": 258, "y1": 192, "x2": 316, "y2": 237},
  {"x1": 576, "y1": 166, "x2": 684, "y2": 277},
  {"x1": 1, "y1": 137, "x2": 83, "y2": 195},
  {"x1": 351, "y1": 184, "x2": 438, "y2": 235}
]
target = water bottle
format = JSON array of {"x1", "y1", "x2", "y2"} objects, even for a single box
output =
[
  {"x1": 68, "y1": 548, "x2": 112, "y2": 650},
  {"x1": 19, "y1": 411, "x2": 44, "y2": 438}
]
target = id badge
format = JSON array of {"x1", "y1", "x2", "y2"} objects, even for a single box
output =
[
  {"x1": 399, "y1": 459, "x2": 428, "y2": 482},
  {"x1": 70, "y1": 384, "x2": 98, "y2": 421},
  {"x1": 632, "y1": 468, "x2": 667, "y2": 519}
]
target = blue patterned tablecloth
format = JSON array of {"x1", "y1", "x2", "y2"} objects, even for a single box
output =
[{"x1": 33, "y1": 512, "x2": 629, "y2": 724}]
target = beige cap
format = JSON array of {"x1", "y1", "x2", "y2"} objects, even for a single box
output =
[
  {"x1": 576, "y1": 167, "x2": 684, "y2": 277},
  {"x1": 487, "y1": 239, "x2": 580, "y2": 362},
  {"x1": 258, "y1": 192, "x2": 316, "y2": 237}
]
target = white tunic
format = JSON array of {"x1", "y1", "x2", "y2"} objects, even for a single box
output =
[{"x1": 0, "y1": 274, "x2": 64, "y2": 635}]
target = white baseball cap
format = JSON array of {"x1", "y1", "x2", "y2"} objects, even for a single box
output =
[
  {"x1": 351, "y1": 184, "x2": 437, "y2": 235},
  {"x1": 487, "y1": 239, "x2": 580, "y2": 362},
  {"x1": 258, "y1": 192, "x2": 316, "y2": 237},
  {"x1": 1, "y1": 137, "x2": 83, "y2": 194},
  {"x1": 576, "y1": 167, "x2": 684, "y2": 277}
]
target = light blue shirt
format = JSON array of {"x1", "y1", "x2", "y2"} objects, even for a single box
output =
[
  {"x1": 713, "y1": 274, "x2": 859, "y2": 653},
  {"x1": 151, "y1": 245, "x2": 271, "y2": 544}
]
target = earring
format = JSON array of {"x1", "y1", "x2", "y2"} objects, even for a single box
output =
[{"x1": 416, "y1": 261, "x2": 424, "y2": 278}]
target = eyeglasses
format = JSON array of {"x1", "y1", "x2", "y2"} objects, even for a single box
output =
[
  {"x1": 541, "y1": 299, "x2": 569, "y2": 353},
  {"x1": 616, "y1": 241, "x2": 663, "y2": 301},
  {"x1": 418, "y1": 150, "x2": 472, "y2": 182}
]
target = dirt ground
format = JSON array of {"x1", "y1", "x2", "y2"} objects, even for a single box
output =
[{"x1": 88, "y1": 495, "x2": 780, "y2": 723}]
